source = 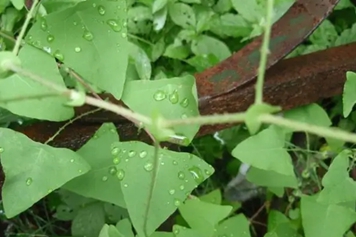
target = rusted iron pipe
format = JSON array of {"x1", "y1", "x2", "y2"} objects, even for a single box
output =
[{"x1": 15, "y1": 42, "x2": 356, "y2": 150}]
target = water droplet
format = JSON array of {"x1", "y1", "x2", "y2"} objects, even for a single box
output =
[
  {"x1": 93, "y1": 134, "x2": 98, "y2": 139},
  {"x1": 78, "y1": 169, "x2": 83, "y2": 173},
  {"x1": 154, "y1": 90, "x2": 166, "y2": 101},
  {"x1": 102, "y1": 176, "x2": 108, "y2": 181},
  {"x1": 73, "y1": 21, "x2": 78, "y2": 26},
  {"x1": 111, "y1": 147, "x2": 120, "y2": 156},
  {"x1": 173, "y1": 229, "x2": 179, "y2": 235},
  {"x1": 139, "y1": 151, "x2": 147, "y2": 158},
  {"x1": 107, "y1": 19, "x2": 122, "y2": 32},
  {"x1": 128, "y1": 150, "x2": 136, "y2": 157},
  {"x1": 204, "y1": 169, "x2": 212, "y2": 175},
  {"x1": 74, "y1": 47, "x2": 81, "y2": 52},
  {"x1": 0, "y1": 147, "x2": 4, "y2": 153},
  {"x1": 144, "y1": 162, "x2": 154, "y2": 171},
  {"x1": 48, "y1": 189, "x2": 53, "y2": 193},
  {"x1": 169, "y1": 90, "x2": 179, "y2": 104},
  {"x1": 169, "y1": 189, "x2": 175, "y2": 195},
  {"x1": 189, "y1": 166, "x2": 204, "y2": 184},
  {"x1": 40, "y1": 18, "x2": 48, "y2": 31},
  {"x1": 179, "y1": 185, "x2": 184, "y2": 190},
  {"x1": 109, "y1": 166, "x2": 117, "y2": 175},
  {"x1": 97, "y1": 5, "x2": 106, "y2": 15},
  {"x1": 33, "y1": 40, "x2": 41, "y2": 48},
  {"x1": 113, "y1": 157, "x2": 120, "y2": 164},
  {"x1": 47, "y1": 35, "x2": 54, "y2": 43},
  {"x1": 174, "y1": 199, "x2": 181, "y2": 207},
  {"x1": 26, "y1": 178, "x2": 32, "y2": 186},
  {"x1": 121, "y1": 32, "x2": 127, "y2": 38},
  {"x1": 123, "y1": 21, "x2": 127, "y2": 27},
  {"x1": 172, "y1": 160, "x2": 178, "y2": 165},
  {"x1": 181, "y1": 114, "x2": 188, "y2": 119},
  {"x1": 53, "y1": 50, "x2": 64, "y2": 61},
  {"x1": 123, "y1": 183, "x2": 128, "y2": 188},
  {"x1": 160, "y1": 162, "x2": 165, "y2": 165},
  {"x1": 180, "y1": 98, "x2": 189, "y2": 108},
  {"x1": 116, "y1": 169, "x2": 125, "y2": 181},
  {"x1": 70, "y1": 159, "x2": 74, "y2": 163},
  {"x1": 83, "y1": 30, "x2": 94, "y2": 41},
  {"x1": 178, "y1": 171, "x2": 185, "y2": 180}
]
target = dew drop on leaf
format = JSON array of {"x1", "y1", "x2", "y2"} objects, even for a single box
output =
[
  {"x1": 153, "y1": 90, "x2": 166, "y2": 101},
  {"x1": 144, "y1": 162, "x2": 154, "y2": 171},
  {"x1": 73, "y1": 21, "x2": 78, "y2": 26},
  {"x1": 40, "y1": 18, "x2": 48, "y2": 31},
  {"x1": 128, "y1": 150, "x2": 136, "y2": 157},
  {"x1": 169, "y1": 189, "x2": 175, "y2": 195},
  {"x1": 102, "y1": 176, "x2": 108, "y2": 181},
  {"x1": 189, "y1": 166, "x2": 204, "y2": 184},
  {"x1": 123, "y1": 183, "x2": 128, "y2": 188},
  {"x1": 74, "y1": 47, "x2": 81, "y2": 53},
  {"x1": 116, "y1": 169, "x2": 125, "y2": 181},
  {"x1": 26, "y1": 177, "x2": 32, "y2": 186},
  {"x1": 139, "y1": 150, "x2": 147, "y2": 158},
  {"x1": 106, "y1": 19, "x2": 122, "y2": 32},
  {"x1": 53, "y1": 50, "x2": 64, "y2": 61},
  {"x1": 179, "y1": 185, "x2": 184, "y2": 190},
  {"x1": 172, "y1": 160, "x2": 178, "y2": 165},
  {"x1": 47, "y1": 35, "x2": 54, "y2": 43},
  {"x1": 204, "y1": 169, "x2": 212, "y2": 175},
  {"x1": 181, "y1": 114, "x2": 188, "y2": 119},
  {"x1": 109, "y1": 166, "x2": 117, "y2": 175},
  {"x1": 111, "y1": 147, "x2": 120, "y2": 156},
  {"x1": 121, "y1": 32, "x2": 127, "y2": 38},
  {"x1": 70, "y1": 159, "x2": 74, "y2": 163},
  {"x1": 113, "y1": 157, "x2": 120, "y2": 164},
  {"x1": 97, "y1": 5, "x2": 106, "y2": 15},
  {"x1": 174, "y1": 199, "x2": 181, "y2": 207},
  {"x1": 177, "y1": 171, "x2": 185, "y2": 180},
  {"x1": 83, "y1": 30, "x2": 94, "y2": 41},
  {"x1": 0, "y1": 147, "x2": 4, "y2": 153},
  {"x1": 169, "y1": 90, "x2": 179, "y2": 104},
  {"x1": 180, "y1": 98, "x2": 189, "y2": 108},
  {"x1": 78, "y1": 169, "x2": 83, "y2": 173}
]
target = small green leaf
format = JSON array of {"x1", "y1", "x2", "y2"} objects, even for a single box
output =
[
  {"x1": 343, "y1": 71, "x2": 356, "y2": 118},
  {"x1": 129, "y1": 42, "x2": 152, "y2": 80},
  {"x1": 317, "y1": 150, "x2": 356, "y2": 204},
  {"x1": 301, "y1": 195, "x2": 356, "y2": 237},
  {"x1": 116, "y1": 218, "x2": 134, "y2": 237},
  {"x1": 71, "y1": 203, "x2": 106, "y2": 237},
  {"x1": 191, "y1": 35, "x2": 231, "y2": 61},
  {"x1": 63, "y1": 123, "x2": 126, "y2": 208},
  {"x1": 245, "y1": 103, "x2": 281, "y2": 134},
  {"x1": 164, "y1": 44, "x2": 190, "y2": 60},
  {"x1": 10, "y1": 0, "x2": 24, "y2": 9},
  {"x1": 153, "y1": 7, "x2": 167, "y2": 31},
  {"x1": 230, "y1": 0, "x2": 263, "y2": 22},
  {"x1": 152, "y1": 0, "x2": 167, "y2": 13},
  {"x1": 199, "y1": 189, "x2": 222, "y2": 205},
  {"x1": 121, "y1": 75, "x2": 200, "y2": 144},
  {"x1": 0, "y1": 128, "x2": 90, "y2": 218},
  {"x1": 335, "y1": 23, "x2": 356, "y2": 47},
  {"x1": 186, "y1": 54, "x2": 219, "y2": 72},
  {"x1": 26, "y1": 0, "x2": 129, "y2": 99},
  {"x1": 99, "y1": 224, "x2": 124, "y2": 237},
  {"x1": 216, "y1": 214, "x2": 250, "y2": 237},
  {"x1": 168, "y1": 3, "x2": 196, "y2": 28},
  {"x1": 0, "y1": 51, "x2": 21, "y2": 79},
  {"x1": 232, "y1": 126, "x2": 294, "y2": 176},
  {"x1": 178, "y1": 199, "x2": 232, "y2": 236},
  {"x1": 114, "y1": 141, "x2": 214, "y2": 237}
]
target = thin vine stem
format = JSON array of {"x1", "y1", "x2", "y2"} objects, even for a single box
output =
[
  {"x1": 13, "y1": 0, "x2": 40, "y2": 55},
  {"x1": 255, "y1": 0, "x2": 274, "y2": 104}
]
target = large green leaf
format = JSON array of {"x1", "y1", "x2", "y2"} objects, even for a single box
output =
[
  {"x1": 301, "y1": 195, "x2": 356, "y2": 237},
  {"x1": 0, "y1": 45, "x2": 74, "y2": 121},
  {"x1": 113, "y1": 141, "x2": 214, "y2": 237},
  {"x1": 26, "y1": 0, "x2": 129, "y2": 99},
  {"x1": 232, "y1": 126, "x2": 294, "y2": 176},
  {"x1": 63, "y1": 123, "x2": 126, "y2": 208},
  {"x1": 0, "y1": 128, "x2": 90, "y2": 218},
  {"x1": 343, "y1": 71, "x2": 356, "y2": 118},
  {"x1": 121, "y1": 75, "x2": 200, "y2": 144}
]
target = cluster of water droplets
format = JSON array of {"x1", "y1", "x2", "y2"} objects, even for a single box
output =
[{"x1": 153, "y1": 89, "x2": 191, "y2": 119}]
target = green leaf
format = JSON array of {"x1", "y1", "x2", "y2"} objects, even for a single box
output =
[
  {"x1": 168, "y1": 3, "x2": 196, "y2": 29},
  {"x1": 343, "y1": 71, "x2": 356, "y2": 118},
  {"x1": 152, "y1": 0, "x2": 167, "y2": 13},
  {"x1": 0, "y1": 0, "x2": 10, "y2": 14},
  {"x1": 216, "y1": 214, "x2": 250, "y2": 237},
  {"x1": 267, "y1": 210, "x2": 290, "y2": 231},
  {"x1": 99, "y1": 224, "x2": 124, "y2": 237},
  {"x1": 26, "y1": 0, "x2": 129, "y2": 99},
  {"x1": 309, "y1": 20, "x2": 338, "y2": 48},
  {"x1": 199, "y1": 189, "x2": 222, "y2": 205},
  {"x1": 232, "y1": 126, "x2": 294, "y2": 176},
  {"x1": 10, "y1": 0, "x2": 24, "y2": 10},
  {"x1": 178, "y1": 199, "x2": 232, "y2": 236},
  {"x1": 231, "y1": 0, "x2": 263, "y2": 22},
  {"x1": 0, "y1": 46, "x2": 74, "y2": 121},
  {"x1": 191, "y1": 35, "x2": 231, "y2": 61},
  {"x1": 284, "y1": 103, "x2": 331, "y2": 130},
  {"x1": 121, "y1": 75, "x2": 200, "y2": 143},
  {"x1": 63, "y1": 123, "x2": 126, "y2": 208},
  {"x1": 153, "y1": 7, "x2": 167, "y2": 31},
  {"x1": 246, "y1": 166, "x2": 298, "y2": 188},
  {"x1": 164, "y1": 44, "x2": 190, "y2": 60},
  {"x1": 317, "y1": 150, "x2": 356, "y2": 204},
  {"x1": 213, "y1": 0, "x2": 232, "y2": 13},
  {"x1": 0, "y1": 128, "x2": 90, "y2": 218},
  {"x1": 301, "y1": 195, "x2": 356, "y2": 237},
  {"x1": 151, "y1": 37, "x2": 165, "y2": 62},
  {"x1": 335, "y1": 23, "x2": 356, "y2": 46},
  {"x1": 114, "y1": 141, "x2": 214, "y2": 237},
  {"x1": 71, "y1": 202, "x2": 106, "y2": 237},
  {"x1": 116, "y1": 218, "x2": 134, "y2": 237},
  {"x1": 245, "y1": 103, "x2": 281, "y2": 134},
  {"x1": 194, "y1": 5, "x2": 214, "y2": 33},
  {"x1": 209, "y1": 14, "x2": 251, "y2": 38},
  {"x1": 129, "y1": 42, "x2": 152, "y2": 80},
  {"x1": 186, "y1": 54, "x2": 219, "y2": 72}
]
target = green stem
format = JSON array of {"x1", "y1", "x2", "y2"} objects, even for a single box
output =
[
  {"x1": 260, "y1": 114, "x2": 356, "y2": 144},
  {"x1": 255, "y1": 0, "x2": 274, "y2": 104},
  {"x1": 13, "y1": 0, "x2": 40, "y2": 55}
]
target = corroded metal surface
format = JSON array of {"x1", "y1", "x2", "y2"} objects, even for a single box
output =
[
  {"x1": 16, "y1": 42, "x2": 356, "y2": 150},
  {"x1": 13, "y1": 0, "x2": 344, "y2": 150}
]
